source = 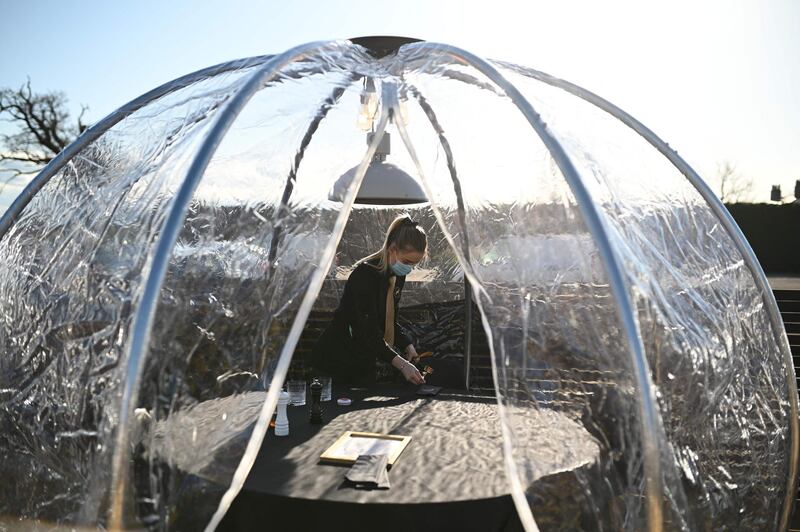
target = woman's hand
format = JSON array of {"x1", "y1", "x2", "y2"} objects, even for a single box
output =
[
  {"x1": 405, "y1": 344, "x2": 420, "y2": 364},
  {"x1": 392, "y1": 355, "x2": 425, "y2": 385}
]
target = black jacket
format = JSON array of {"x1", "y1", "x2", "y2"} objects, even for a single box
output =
[{"x1": 312, "y1": 260, "x2": 412, "y2": 382}]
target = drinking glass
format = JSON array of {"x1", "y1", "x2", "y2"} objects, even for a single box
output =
[
  {"x1": 319, "y1": 376, "x2": 332, "y2": 402},
  {"x1": 287, "y1": 379, "x2": 306, "y2": 406}
]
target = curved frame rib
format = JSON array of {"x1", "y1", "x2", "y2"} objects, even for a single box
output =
[
  {"x1": 108, "y1": 40, "x2": 341, "y2": 529},
  {"x1": 494, "y1": 59, "x2": 799, "y2": 532},
  {"x1": 406, "y1": 41, "x2": 666, "y2": 532},
  {"x1": 404, "y1": 83, "x2": 475, "y2": 390},
  {"x1": 0, "y1": 55, "x2": 273, "y2": 240}
]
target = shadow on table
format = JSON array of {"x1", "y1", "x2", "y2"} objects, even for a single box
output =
[
  {"x1": 167, "y1": 379, "x2": 611, "y2": 531},
  {"x1": 242, "y1": 384, "x2": 494, "y2": 496},
  {"x1": 218, "y1": 384, "x2": 526, "y2": 532}
]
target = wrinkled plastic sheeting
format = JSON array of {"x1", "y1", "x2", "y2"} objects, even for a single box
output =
[
  {"x1": 0, "y1": 39, "x2": 794, "y2": 532},
  {"x1": 0, "y1": 43, "x2": 375, "y2": 527},
  {"x1": 127, "y1": 47, "x2": 388, "y2": 529},
  {"x1": 493, "y1": 61, "x2": 793, "y2": 530},
  {"x1": 397, "y1": 48, "x2": 658, "y2": 530},
  {"x1": 0, "y1": 64, "x2": 258, "y2": 525}
]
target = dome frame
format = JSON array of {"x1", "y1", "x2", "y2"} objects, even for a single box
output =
[{"x1": 0, "y1": 37, "x2": 795, "y2": 532}]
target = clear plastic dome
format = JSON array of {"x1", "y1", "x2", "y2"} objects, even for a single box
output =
[{"x1": 0, "y1": 38, "x2": 795, "y2": 531}]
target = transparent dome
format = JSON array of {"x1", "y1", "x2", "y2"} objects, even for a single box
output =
[{"x1": 0, "y1": 37, "x2": 795, "y2": 531}]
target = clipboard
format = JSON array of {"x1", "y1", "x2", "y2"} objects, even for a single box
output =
[{"x1": 319, "y1": 431, "x2": 411, "y2": 466}]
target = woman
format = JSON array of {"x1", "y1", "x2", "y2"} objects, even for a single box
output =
[{"x1": 312, "y1": 215, "x2": 426, "y2": 386}]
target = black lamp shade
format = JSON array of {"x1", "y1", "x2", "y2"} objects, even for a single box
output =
[{"x1": 329, "y1": 161, "x2": 428, "y2": 205}]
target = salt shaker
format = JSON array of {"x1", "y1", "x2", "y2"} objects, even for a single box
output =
[
  {"x1": 309, "y1": 379, "x2": 323, "y2": 424},
  {"x1": 275, "y1": 390, "x2": 290, "y2": 436}
]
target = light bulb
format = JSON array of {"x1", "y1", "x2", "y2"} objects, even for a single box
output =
[
  {"x1": 356, "y1": 78, "x2": 378, "y2": 131},
  {"x1": 357, "y1": 92, "x2": 378, "y2": 131},
  {"x1": 357, "y1": 108, "x2": 372, "y2": 131}
]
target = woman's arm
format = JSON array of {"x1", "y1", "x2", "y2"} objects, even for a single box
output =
[
  {"x1": 391, "y1": 353, "x2": 425, "y2": 385},
  {"x1": 404, "y1": 344, "x2": 420, "y2": 364},
  {"x1": 349, "y1": 269, "x2": 424, "y2": 384}
]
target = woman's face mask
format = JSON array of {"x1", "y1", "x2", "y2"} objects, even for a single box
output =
[
  {"x1": 389, "y1": 246, "x2": 424, "y2": 277},
  {"x1": 390, "y1": 261, "x2": 413, "y2": 276}
]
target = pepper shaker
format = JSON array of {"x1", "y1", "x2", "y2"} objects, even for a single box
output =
[{"x1": 309, "y1": 379, "x2": 323, "y2": 424}]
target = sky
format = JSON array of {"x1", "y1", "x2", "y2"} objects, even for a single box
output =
[{"x1": 1, "y1": 0, "x2": 799, "y2": 204}]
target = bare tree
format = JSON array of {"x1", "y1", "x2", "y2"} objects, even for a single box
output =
[
  {"x1": 716, "y1": 161, "x2": 753, "y2": 203},
  {"x1": 0, "y1": 78, "x2": 88, "y2": 179}
]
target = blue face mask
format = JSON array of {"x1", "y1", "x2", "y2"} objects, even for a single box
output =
[{"x1": 390, "y1": 261, "x2": 413, "y2": 277}]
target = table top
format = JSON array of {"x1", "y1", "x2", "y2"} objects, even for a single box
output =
[{"x1": 241, "y1": 384, "x2": 599, "y2": 504}]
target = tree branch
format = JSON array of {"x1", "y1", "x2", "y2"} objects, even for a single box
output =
[
  {"x1": 0, "y1": 78, "x2": 85, "y2": 167},
  {"x1": 77, "y1": 104, "x2": 89, "y2": 134},
  {"x1": 1, "y1": 152, "x2": 50, "y2": 165}
]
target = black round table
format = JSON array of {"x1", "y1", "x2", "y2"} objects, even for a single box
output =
[{"x1": 217, "y1": 384, "x2": 599, "y2": 532}]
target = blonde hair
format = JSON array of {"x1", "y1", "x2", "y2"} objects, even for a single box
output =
[{"x1": 358, "y1": 214, "x2": 427, "y2": 272}]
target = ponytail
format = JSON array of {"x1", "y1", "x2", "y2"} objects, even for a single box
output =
[{"x1": 358, "y1": 214, "x2": 427, "y2": 271}]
